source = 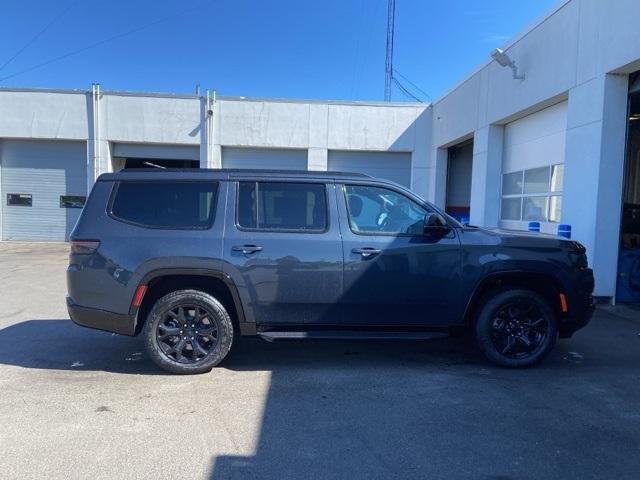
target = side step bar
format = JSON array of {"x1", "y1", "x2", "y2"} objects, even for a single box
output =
[{"x1": 257, "y1": 330, "x2": 448, "y2": 342}]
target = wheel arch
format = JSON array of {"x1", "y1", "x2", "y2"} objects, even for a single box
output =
[
  {"x1": 133, "y1": 268, "x2": 252, "y2": 336},
  {"x1": 463, "y1": 270, "x2": 566, "y2": 326}
]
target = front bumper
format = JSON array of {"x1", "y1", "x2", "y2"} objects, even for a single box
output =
[
  {"x1": 559, "y1": 268, "x2": 595, "y2": 338},
  {"x1": 67, "y1": 296, "x2": 137, "y2": 336}
]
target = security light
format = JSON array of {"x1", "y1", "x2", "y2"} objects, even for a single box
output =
[{"x1": 490, "y1": 48, "x2": 525, "y2": 80}]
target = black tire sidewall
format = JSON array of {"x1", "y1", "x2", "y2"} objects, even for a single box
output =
[
  {"x1": 475, "y1": 288, "x2": 558, "y2": 368},
  {"x1": 143, "y1": 289, "x2": 234, "y2": 374}
]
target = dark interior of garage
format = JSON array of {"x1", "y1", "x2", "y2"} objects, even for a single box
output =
[
  {"x1": 618, "y1": 71, "x2": 640, "y2": 302},
  {"x1": 445, "y1": 139, "x2": 473, "y2": 224},
  {"x1": 123, "y1": 158, "x2": 200, "y2": 169}
]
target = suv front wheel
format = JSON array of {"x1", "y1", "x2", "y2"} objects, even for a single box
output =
[
  {"x1": 474, "y1": 288, "x2": 558, "y2": 368},
  {"x1": 143, "y1": 289, "x2": 234, "y2": 374}
]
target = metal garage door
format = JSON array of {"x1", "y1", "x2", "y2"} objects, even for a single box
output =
[
  {"x1": 1, "y1": 140, "x2": 86, "y2": 241},
  {"x1": 501, "y1": 101, "x2": 567, "y2": 233},
  {"x1": 328, "y1": 151, "x2": 412, "y2": 187},
  {"x1": 222, "y1": 147, "x2": 308, "y2": 170}
]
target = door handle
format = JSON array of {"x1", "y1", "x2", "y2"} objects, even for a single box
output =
[
  {"x1": 351, "y1": 247, "x2": 381, "y2": 258},
  {"x1": 232, "y1": 245, "x2": 264, "y2": 254}
]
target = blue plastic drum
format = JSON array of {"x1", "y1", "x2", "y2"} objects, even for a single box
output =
[
  {"x1": 527, "y1": 221, "x2": 540, "y2": 232},
  {"x1": 558, "y1": 224, "x2": 571, "y2": 238}
]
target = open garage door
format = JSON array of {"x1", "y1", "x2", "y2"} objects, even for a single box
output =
[
  {"x1": 112, "y1": 143, "x2": 200, "y2": 170},
  {"x1": 327, "y1": 151, "x2": 411, "y2": 187},
  {"x1": 1, "y1": 139, "x2": 87, "y2": 241},
  {"x1": 222, "y1": 147, "x2": 308, "y2": 170}
]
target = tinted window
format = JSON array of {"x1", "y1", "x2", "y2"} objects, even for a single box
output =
[
  {"x1": 7, "y1": 193, "x2": 32, "y2": 206},
  {"x1": 237, "y1": 182, "x2": 327, "y2": 231},
  {"x1": 60, "y1": 195, "x2": 86, "y2": 208},
  {"x1": 111, "y1": 181, "x2": 217, "y2": 228},
  {"x1": 345, "y1": 184, "x2": 428, "y2": 235}
]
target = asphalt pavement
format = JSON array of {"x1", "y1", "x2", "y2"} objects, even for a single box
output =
[{"x1": 0, "y1": 242, "x2": 638, "y2": 480}]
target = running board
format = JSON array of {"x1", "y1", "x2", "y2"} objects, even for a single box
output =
[{"x1": 257, "y1": 330, "x2": 448, "y2": 342}]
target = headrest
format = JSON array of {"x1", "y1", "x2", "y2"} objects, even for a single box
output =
[{"x1": 348, "y1": 194, "x2": 363, "y2": 217}]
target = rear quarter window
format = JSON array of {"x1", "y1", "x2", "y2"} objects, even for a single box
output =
[{"x1": 109, "y1": 181, "x2": 217, "y2": 229}]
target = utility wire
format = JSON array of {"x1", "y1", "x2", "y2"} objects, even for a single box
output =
[
  {"x1": 0, "y1": 0, "x2": 211, "y2": 84},
  {"x1": 0, "y1": 1, "x2": 78, "y2": 73},
  {"x1": 393, "y1": 68, "x2": 433, "y2": 101},
  {"x1": 392, "y1": 76, "x2": 423, "y2": 103}
]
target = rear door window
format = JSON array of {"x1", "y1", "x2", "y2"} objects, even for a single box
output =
[
  {"x1": 110, "y1": 181, "x2": 217, "y2": 229},
  {"x1": 237, "y1": 182, "x2": 327, "y2": 232}
]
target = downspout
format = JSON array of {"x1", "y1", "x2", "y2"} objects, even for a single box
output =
[
  {"x1": 205, "y1": 90, "x2": 216, "y2": 168},
  {"x1": 95, "y1": 83, "x2": 101, "y2": 182},
  {"x1": 88, "y1": 83, "x2": 97, "y2": 194}
]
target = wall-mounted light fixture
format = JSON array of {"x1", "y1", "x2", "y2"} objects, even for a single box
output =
[{"x1": 490, "y1": 48, "x2": 525, "y2": 80}]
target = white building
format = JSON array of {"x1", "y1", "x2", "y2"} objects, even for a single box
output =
[{"x1": 1, "y1": 0, "x2": 640, "y2": 302}]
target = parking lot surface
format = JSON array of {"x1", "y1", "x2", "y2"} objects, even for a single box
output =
[{"x1": 0, "y1": 242, "x2": 639, "y2": 480}]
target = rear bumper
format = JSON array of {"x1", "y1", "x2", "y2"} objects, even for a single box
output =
[
  {"x1": 67, "y1": 296, "x2": 137, "y2": 336},
  {"x1": 559, "y1": 268, "x2": 595, "y2": 338}
]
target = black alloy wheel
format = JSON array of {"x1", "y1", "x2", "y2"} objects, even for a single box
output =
[
  {"x1": 144, "y1": 289, "x2": 234, "y2": 374},
  {"x1": 475, "y1": 288, "x2": 558, "y2": 368},
  {"x1": 156, "y1": 305, "x2": 218, "y2": 364},
  {"x1": 490, "y1": 300, "x2": 549, "y2": 360}
]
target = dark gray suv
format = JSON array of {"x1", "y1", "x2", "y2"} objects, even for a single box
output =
[{"x1": 67, "y1": 169, "x2": 594, "y2": 374}]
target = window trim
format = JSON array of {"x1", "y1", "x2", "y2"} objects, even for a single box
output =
[
  {"x1": 107, "y1": 180, "x2": 218, "y2": 230},
  {"x1": 234, "y1": 180, "x2": 330, "y2": 234},
  {"x1": 342, "y1": 182, "x2": 441, "y2": 238}
]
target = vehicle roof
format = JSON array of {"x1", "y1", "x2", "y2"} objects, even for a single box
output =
[{"x1": 97, "y1": 168, "x2": 373, "y2": 182}]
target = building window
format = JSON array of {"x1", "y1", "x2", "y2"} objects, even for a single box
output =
[
  {"x1": 60, "y1": 195, "x2": 86, "y2": 208},
  {"x1": 500, "y1": 164, "x2": 564, "y2": 222},
  {"x1": 7, "y1": 193, "x2": 32, "y2": 207}
]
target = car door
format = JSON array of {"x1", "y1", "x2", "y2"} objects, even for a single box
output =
[
  {"x1": 337, "y1": 182, "x2": 462, "y2": 326},
  {"x1": 223, "y1": 179, "x2": 343, "y2": 326}
]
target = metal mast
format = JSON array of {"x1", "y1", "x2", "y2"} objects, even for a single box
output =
[{"x1": 384, "y1": 0, "x2": 396, "y2": 101}]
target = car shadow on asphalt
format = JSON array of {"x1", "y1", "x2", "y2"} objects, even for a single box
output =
[
  {"x1": 0, "y1": 317, "x2": 609, "y2": 376},
  {"x1": 207, "y1": 312, "x2": 640, "y2": 480},
  {"x1": 0, "y1": 318, "x2": 487, "y2": 375},
  {"x1": 0, "y1": 319, "x2": 164, "y2": 374}
]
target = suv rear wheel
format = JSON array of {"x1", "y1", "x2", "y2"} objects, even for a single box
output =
[
  {"x1": 474, "y1": 288, "x2": 557, "y2": 368},
  {"x1": 143, "y1": 289, "x2": 234, "y2": 374}
]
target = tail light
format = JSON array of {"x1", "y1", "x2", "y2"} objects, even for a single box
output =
[{"x1": 70, "y1": 239, "x2": 100, "y2": 254}]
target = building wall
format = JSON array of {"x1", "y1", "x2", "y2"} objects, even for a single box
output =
[
  {"x1": 430, "y1": 0, "x2": 640, "y2": 297},
  {"x1": 1, "y1": 0, "x2": 639, "y2": 298},
  {"x1": 0, "y1": 89, "x2": 430, "y2": 241}
]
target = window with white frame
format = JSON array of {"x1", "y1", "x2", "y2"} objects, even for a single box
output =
[{"x1": 500, "y1": 164, "x2": 563, "y2": 222}]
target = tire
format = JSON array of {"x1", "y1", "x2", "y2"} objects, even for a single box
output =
[
  {"x1": 474, "y1": 288, "x2": 557, "y2": 368},
  {"x1": 143, "y1": 289, "x2": 234, "y2": 374}
]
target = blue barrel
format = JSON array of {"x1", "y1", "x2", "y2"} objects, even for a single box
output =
[
  {"x1": 558, "y1": 224, "x2": 572, "y2": 238},
  {"x1": 528, "y1": 221, "x2": 540, "y2": 232}
]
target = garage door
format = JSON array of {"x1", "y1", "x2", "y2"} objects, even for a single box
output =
[
  {"x1": 1, "y1": 140, "x2": 87, "y2": 241},
  {"x1": 328, "y1": 151, "x2": 412, "y2": 187},
  {"x1": 222, "y1": 147, "x2": 308, "y2": 170},
  {"x1": 501, "y1": 101, "x2": 567, "y2": 233},
  {"x1": 112, "y1": 143, "x2": 200, "y2": 170}
]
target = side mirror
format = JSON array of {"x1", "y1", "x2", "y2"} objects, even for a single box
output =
[{"x1": 423, "y1": 213, "x2": 451, "y2": 234}]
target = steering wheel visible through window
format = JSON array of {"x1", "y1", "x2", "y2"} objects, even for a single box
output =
[{"x1": 345, "y1": 184, "x2": 430, "y2": 235}]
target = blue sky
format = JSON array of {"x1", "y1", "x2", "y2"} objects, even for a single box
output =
[{"x1": 0, "y1": 0, "x2": 557, "y2": 101}]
